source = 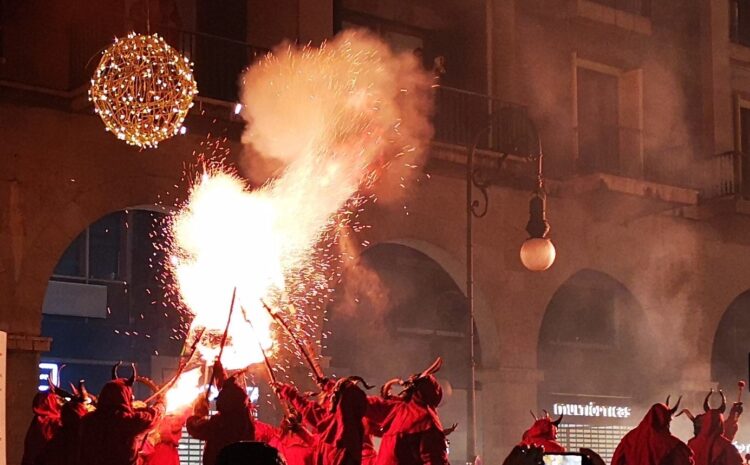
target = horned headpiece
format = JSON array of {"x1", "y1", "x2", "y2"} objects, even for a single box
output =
[
  {"x1": 329, "y1": 376, "x2": 374, "y2": 413},
  {"x1": 665, "y1": 395, "x2": 682, "y2": 415},
  {"x1": 529, "y1": 409, "x2": 563, "y2": 427},
  {"x1": 381, "y1": 357, "x2": 443, "y2": 399},
  {"x1": 703, "y1": 389, "x2": 727, "y2": 413},
  {"x1": 48, "y1": 365, "x2": 97, "y2": 406},
  {"x1": 47, "y1": 364, "x2": 75, "y2": 400},
  {"x1": 112, "y1": 361, "x2": 136, "y2": 387}
]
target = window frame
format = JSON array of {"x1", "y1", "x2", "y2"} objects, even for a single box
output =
[
  {"x1": 572, "y1": 54, "x2": 644, "y2": 177},
  {"x1": 733, "y1": 93, "x2": 750, "y2": 196}
]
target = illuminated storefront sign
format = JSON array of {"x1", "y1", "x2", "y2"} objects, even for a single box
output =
[
  {"x1": 552, "y1": 401, "x2": 632, "y2": 419},
  {"x1": 38, "y1": 363, "x2": 60, "y2": 392}
]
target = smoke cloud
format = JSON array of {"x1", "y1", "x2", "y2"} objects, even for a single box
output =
[{"x1": 239, "y1": 28, "x2": 434, "y2": 200}]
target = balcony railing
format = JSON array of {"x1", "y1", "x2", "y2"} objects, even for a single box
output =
[
  {"x1": 433, "y1": 86, "x2": 538, "y2": 157},
  {"x1": 643, "y1": 150, "x2": 740, "y2": 199},
  {"x1": 170, "y1": 29, "x2": 268, "y2": 102}
]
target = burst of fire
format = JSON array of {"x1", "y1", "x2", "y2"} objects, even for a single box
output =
[
  {"x1": 164, "y1": 29, "x2": 433, "y2": 387},
  {"x1": 165, "y1": 368, "x2": 203, "y2": 413}
]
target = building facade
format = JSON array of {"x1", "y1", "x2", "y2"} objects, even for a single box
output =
[{"x1": 2, "y1": 0, "x2": 750, "y2": 464}]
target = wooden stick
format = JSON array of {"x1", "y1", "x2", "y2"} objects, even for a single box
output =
[
  {"x1": 144, "y1": 326, "x2": 206, "y2": 404},
  {"x1": 261, "y1": 300, "x2": 326, "y2": 386},
  {"x1": 206, "y1": 287, "x2": 238, "y2": 402}
]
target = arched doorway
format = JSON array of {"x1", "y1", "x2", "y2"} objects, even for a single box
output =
[
  {"x1": 537, "y1": 269, "x2": 654, "y2": 462},
  {"x1": 711, "y1": 290, "x2": 750, "y2": 451},
  {"x1": 324, "y1": 243, "x2": 478, "y2": 464}
]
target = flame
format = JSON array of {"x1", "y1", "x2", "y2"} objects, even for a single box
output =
[
  {"x1": 165, "y1": 29, "x2": 433, "y2": 372},
  {"x1": 165, "y1": 369, "x2": 203, "y2": 413}
]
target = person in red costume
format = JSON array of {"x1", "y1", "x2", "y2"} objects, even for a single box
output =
[
  {"x1": 80, "y1": 363, "x2": 164, "y2": 465},
  {"x1": 612, "y1": 396, "x2": 694, "y2": 465},
  {"x1": 186, "y1": 360, "x2": 256, "y2": 465},
  {"x1": 519, "y1": 411, "x2": 565, "y2": 452},
  {"x1": 276, "y1": 376, "x2": 372, "y2": 465},
  {"x1": 36, "y1": 380, "x2": 93, "y2": 465},
  {"x1": 366, "y1": 358, "x2": 451, "y2": 465},
  {"x1": 688, "y1": 390, "x2": 743, "y2": 465},
  {"x1": 256, "y1": 411, "x2": 316, "y2": 465},
  {"x1": 21, "y1": 391, "x2": 62, "y2": 465},
  {"x1": 143, "y1": 408, "x2": 191, "y2": 465}
]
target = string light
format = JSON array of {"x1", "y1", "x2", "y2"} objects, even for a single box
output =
[{"x1": 89, "y1": 33, "x2": 198, "y2": 148}]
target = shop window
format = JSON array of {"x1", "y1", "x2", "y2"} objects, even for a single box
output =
[
  {"x1": 732, "y1": 0, "x2": 750, "y2": 47},
  {"x1": 586, "y1": 0, "x2": 651, "y2": 17},
  {"x1": 576, "y1": 60, "x2": 642, "y2": 177},
  {"x1": 53, "y1": 211, "x2": 126, "y2": 281}
]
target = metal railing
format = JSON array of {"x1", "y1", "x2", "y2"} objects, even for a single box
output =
[
  {"x1": 169, "y1": 29, "x2": 268, "y2": 102},
  {"x1": 644, "y1": 150, "x2": 741, "y2": 199},
  {"x1": 69, "y1": 27, "x2": 269, "y2": 101},
  {"x1": 433, "y1": 85, "x2": 538, "y2": 157}
]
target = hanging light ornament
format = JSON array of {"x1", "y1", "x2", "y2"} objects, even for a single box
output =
[{"x1": 89, "y1": 33, "x2": 198, "y2": 148}]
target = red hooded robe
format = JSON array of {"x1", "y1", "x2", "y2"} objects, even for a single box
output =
[
  {"x1": 143, "y1": 413, "x2": 189, "y2": 465},
  {"x1": 21, "y1": 392, "x2": 62, "y2": 465},
  {"x1": 519, "y1": 418, "x2": 565, "y2": 453},
  {"x1": 367, "y1": 376, "x2": 448, "y2": 465},
  {"x1": 36, "y1": 399, "x2": 88, "y2": 465},
  {"x1": 687, "y1": 411, "x2": 743, "y2": 465},
  {"x1": 79, "y1": 379, "x2": 163, "y2": 465},
  {"x1": 256, "y1": 419, "x2": 315, "y2": 465},
  {"x1": 612, "y1": 403, "x2": 694, "y2": 465},
  {"x1": 279, "y1": 380, "x2": 368, "y2": 465},
  {"x1": 186, "y1": 377, "x2": 256, "y2": 465}
]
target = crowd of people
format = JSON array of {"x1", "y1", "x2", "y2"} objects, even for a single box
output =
[
  {"x1": 21, "y1": 358, "x2": 450, "y2": 465},
  {"x1": 21, "y1": 358, "x2": 747, "y2": 465}
]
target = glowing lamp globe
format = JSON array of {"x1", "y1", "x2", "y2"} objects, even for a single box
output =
[
  {"x1": 520, "y1": 237, "x2": 556, "y2": 271},
  {"x1": 89, "y1": 33, "x2": 198, "y2": 148}
]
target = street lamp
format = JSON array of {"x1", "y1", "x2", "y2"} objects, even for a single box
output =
[
  {"x1": 520, "y1": 145, "x2": 556, "y2": 271},
  {"x1": 465, "y1": 123, "x2": 554, "y2": 464}
]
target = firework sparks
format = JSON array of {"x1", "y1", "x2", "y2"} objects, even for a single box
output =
[
  {"x1": 165, "y1": 29, "x2": 433, "y2": 374},
  {"x1": 164, "y1": 368, "x2": 203, "y2": 413}
]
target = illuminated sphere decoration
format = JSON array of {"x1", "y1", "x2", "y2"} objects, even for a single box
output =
[
  {"x1": 89, "y1": 33, "x2": 198, "y2": 148},
  {"x1": 520, "y1": 237, "x2": 556, "y2": 272}
]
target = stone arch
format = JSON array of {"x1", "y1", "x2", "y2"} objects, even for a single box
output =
[
  {"x1": 323, "y1": 240, "x2": 484, "y2": 464},
  {"x1": 711, "y1": 290, "x2": 750, "y2": 391},
  {"x1": 15, "y1": 174, "x2": 176, "y2": 334},
  {"x1": 536, "y1": 268, "x2": 660, "y2": 402},
  {"x1": 372, "y1": 237, "x2": 500, "y2": 367}
]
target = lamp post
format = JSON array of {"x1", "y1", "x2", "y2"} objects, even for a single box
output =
[{"x1": 465, "y1": 124, "x2": 555, "y2": 464}]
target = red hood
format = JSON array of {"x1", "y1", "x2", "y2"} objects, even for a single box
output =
[
  {"x1": 412, "y1": 376, "x2": 442, "y2": 408},
  {"x1": 60, "y1": 400, "x2": 87, "y2": 426},
  {"x1": 687, "y1": 410, "x2": 741, "y2": 465},
  {"x1": 216, "y1": 378, "x2": 248, "y2": 414},
  {"x1": 612, "y1": 403, "x2": 691, "y2": 465},
  {"x1": 321, "y1": 380, "x2": 366, "y2": 451},
  {"x1": 97, "y1": 379, "x2": 134, "y2": 413},
  {"x1": 33, "y1": 391, "x2": 61, "y2": 419},
  {"x1": 520, "y1": 419, "x2": 564, "y2": 452}
]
